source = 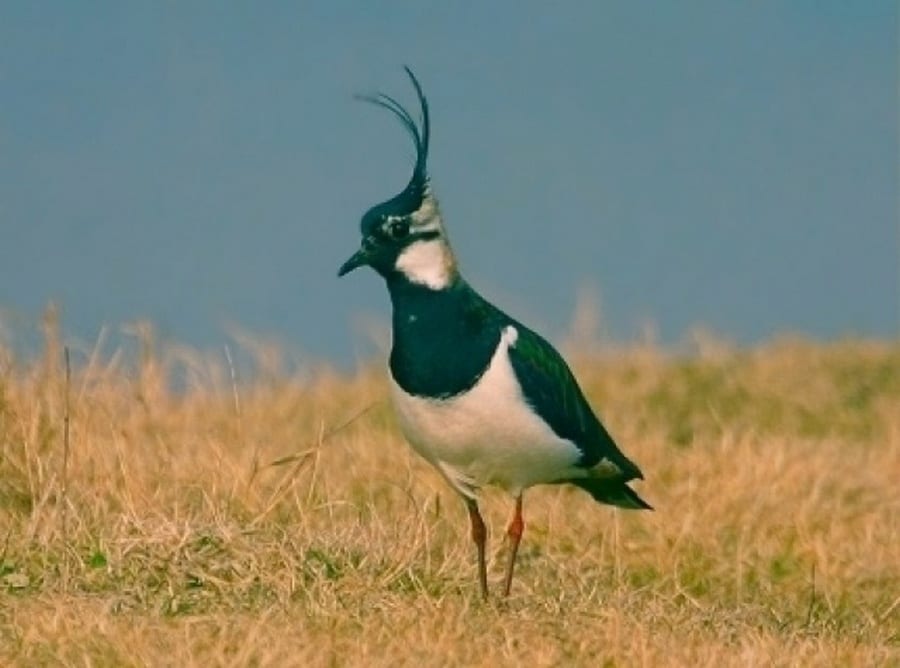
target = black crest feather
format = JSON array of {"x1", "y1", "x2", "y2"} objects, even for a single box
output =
[{"x1": 356, "y1": 67, "x2": 431, "y2": 217}]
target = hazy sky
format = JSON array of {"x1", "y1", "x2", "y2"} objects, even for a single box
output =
[{"x1": 2, "y1": 3, "x2": 897, "y2": 365}]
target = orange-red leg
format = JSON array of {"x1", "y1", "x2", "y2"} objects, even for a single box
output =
[
  {"x1": 503, "y1": 494, "x2": 524, "y2": 597},
  {"x1": 466, "y1": 498, "x2": 489, "y2": 599}
]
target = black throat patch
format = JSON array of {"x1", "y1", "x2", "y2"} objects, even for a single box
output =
[{"x1": 387, "y1": 278, "x2": 504, "y2": 399}]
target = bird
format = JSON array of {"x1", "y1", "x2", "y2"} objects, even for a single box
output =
[{"x1": 338, "y1": 67, "x2": 651, "y2": 599}]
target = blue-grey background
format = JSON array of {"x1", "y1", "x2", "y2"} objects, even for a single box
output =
[{"x1": 2, "y1": 3, "x2": 897, "y2": 365}]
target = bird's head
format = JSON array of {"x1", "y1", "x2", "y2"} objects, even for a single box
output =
[{"x1": 338, "y1": 67, "x2": 457, "y2": 290}]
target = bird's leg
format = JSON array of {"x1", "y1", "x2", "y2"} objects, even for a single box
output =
[
  {"x1": 465, "y1": 498, "x2": 489, "y2": 599},
  {"x1": 502, "y1": 494, "x2": 524, "y2": 597}
]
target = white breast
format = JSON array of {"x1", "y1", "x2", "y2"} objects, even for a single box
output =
[{"x1": 389, "y1": 326, "x2": 584, "y2": 498}]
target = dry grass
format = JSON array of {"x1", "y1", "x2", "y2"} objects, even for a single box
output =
[{"x1": 1, "y1": 320, "x2": 898, "y2": 666}]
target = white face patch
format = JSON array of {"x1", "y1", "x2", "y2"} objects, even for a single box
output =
[
  {"x1": 411, "y1": 191, "x2": 438, "y2": 226},
  {"x1": 394, "y1": 238, "x2": 455, "y2": 290},
  {"x1": 388, "y1": 193, "x2": 458, "y2": 289}
]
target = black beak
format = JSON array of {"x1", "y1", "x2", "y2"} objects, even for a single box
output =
[{"x1": 338, "y1": 247, "x2": 369, "y2": 277}]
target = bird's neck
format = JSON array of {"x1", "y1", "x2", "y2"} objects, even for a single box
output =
[
  {"x1": 391, "y1": 237, "x2": 459, "y2": 290},
  {"x1": 386, "y1": 274, "x2": 464, "y2": 325}
]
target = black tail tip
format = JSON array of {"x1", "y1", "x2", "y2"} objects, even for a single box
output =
[
  {"x1": 572, "y1": 479, "x2": 653, "y2": 511},
  {"x1": 621, "y1": 485, "x2": 653, "y2": 511}
]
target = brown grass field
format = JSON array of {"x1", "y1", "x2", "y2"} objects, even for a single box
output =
[{"x1": 1, "y1": 317, "x2": 898, "y2": 666}]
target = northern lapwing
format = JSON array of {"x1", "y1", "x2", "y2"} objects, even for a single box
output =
[{"x1": 339, "y1": 67, "x2": 651, "y2": 598}]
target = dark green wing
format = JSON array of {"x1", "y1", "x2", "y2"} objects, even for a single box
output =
[{"x1": 506, "y1": 323, "x2": 643, "y2": 481}]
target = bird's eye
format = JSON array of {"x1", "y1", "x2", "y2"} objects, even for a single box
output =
[{"x1": 388, "y1": 220, "x2": 410, "y2": 240}]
